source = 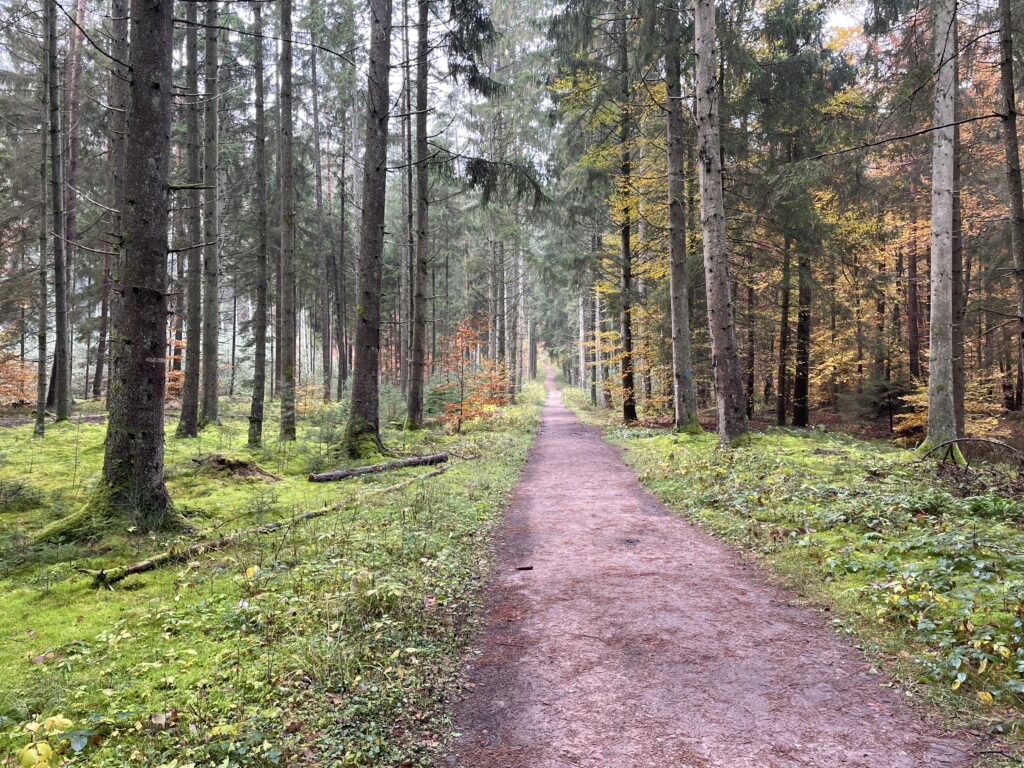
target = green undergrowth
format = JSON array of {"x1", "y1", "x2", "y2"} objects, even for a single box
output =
[
  {"x1": 564, "y1": 388, "x2": 1024, "y2": 761},
  {"x1": 0, "y1": 383, "x2": 544, "y2": 767}
]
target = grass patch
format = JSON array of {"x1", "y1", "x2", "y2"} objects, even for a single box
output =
[
  {"x1": 0, "y1": 385, "x2": 544, "y2": 767},
  {"x1": 563, "y1": 387, "x2": 1024, "y2": 762}
]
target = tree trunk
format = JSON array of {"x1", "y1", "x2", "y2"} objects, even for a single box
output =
[
  {"x1": 199, "y1": 1, "x2": 220, "y2": 426},
  {"x1": 617, "y1": 6, "x2": 637, "y2": 423},
  {"x1": 278, "y1": 0, "x2": 297, "y2": 439},
  {"x1": 335, "y1": 115, "x2": 350, "y2": 400},
  {"x1": 907, "y1": 177, "x2": 922, "y2": 379},
  {"x1": 101, "y1": 0, "x2": 174, "y2": 524},
  {"x1": 792, "y1": 245, "x2": 812, "y2": 427},
  {"x1": 665, "y1": 0, "x2": 699, "y2": 433},
  {"x1": 578, "y1": 292, "x2": 586, "y2": 388},
  {"x1": 247, "y1": 1, "x2": 269, "y2": 447},
  {"x1": 63, "y1": 0, "x2": 87, "y2": 402},
  {"x1": 177, "y1": 1, "x2": 202, "y2": 438},
  {"x1": 46, "y1": 0, "x2": 70, "y2": 421},
  {"x1": 1000, "y1": 0, "x2": 1024, "y2": 428},
  {"x1": 344, "y1": 0, "x2": 392, "y2": 456},
  {"x1": 406, "y1": 0, "x2": 429, "y2": 429},
  {"x1": 776, "y1": 239, "x2": 791, "y2": 424},
  {"x1": 310, "y1": 47, "x2": 331, "y2": 403},
  {"x1": 36, "y1": 32, "x2": 48, "y2": 438},
  {"x1": 695, "y1": 0, "x2": 746, "y2": 444},
  {"x1": 951, "y1": 23, "x2": 965, "y2": 437},
  {"x1": 924, "y1": 0, "x2": 960, "y2": 455}
]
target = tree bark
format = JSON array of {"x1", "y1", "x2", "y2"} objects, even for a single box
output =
[
  {"x1": 924, "y1": 0, "x2": 960, "y2": 455},
  {"x1": 177, "y1": 1, "x2": 202, "y2": 438},
  {"x1": 199, "y1": 1, "x2": 220, "y2": 426},
  {"x1": 63, "y1": 0, "x2": 87, "y2": 401},
  {"x1": 279, "y1": 0, "x2": 297, "y2": 439},
  {"x1": 406, "y1": 0, "x2": 429, "y2": 429},
  {"x1": 309, "y1": 452, "x2": 448, "y2": 482},
  {"x1": 334, "y1": 112, "x2": 350, "y2": 400},
  {"x1": 951, "y1": 22, "x2": 965, "y2": 437},
  {"x1": 343, "y1": 0, "x2": 392, "y2": 456},
  {"x1": 792, "y1": 245, "x2": 812, "y2": 427},
  {"x1": 46, "y1": 0, "x2": 70, "y2": 421},
  {"x1": 1000, "y1": 0, "x2": 1024, "y2": 428},
  {"x1": 665, "y1": 0, "x2": 699, "y2": 433},
  {"x1": 101, "y1": 0, "x2": 174, "y2": 524},
  {"x1": 776, "y1": 235, "x2": 791, "y2": 424},
  {"x1": 310, "y1": 47, "x2": 331, "y2": 404},
  {"x1": 617, "y1": 5, "x2": 637, "y2": 423},
  {"x1": 695, "y1": 0, "x2": 746, "y2": 444},
  {"x1": 247, "y1": 2, "x2": 269, "y2": 447},
  {"x1": 36, "y1": 31, "x2": 48, "y2": 438},
  {"x1": 907, "y1": 177, "x2": 922, "y2": 379}
]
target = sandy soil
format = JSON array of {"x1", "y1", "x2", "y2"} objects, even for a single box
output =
[{"x1": 448, "y1": 370, "x2": 975, "y2": 768}]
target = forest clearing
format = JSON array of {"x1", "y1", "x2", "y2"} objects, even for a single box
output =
[{"x1": 9, "y1": 0, "x2": 1024, "y2": 762}]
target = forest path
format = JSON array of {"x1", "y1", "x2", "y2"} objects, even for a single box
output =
[{"x1": 448, "y1": 368, "x2": 974, "y2": 768}]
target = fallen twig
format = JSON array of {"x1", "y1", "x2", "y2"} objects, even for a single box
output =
[
  {"x1": 920, "y1": 437, "x2": 1024, "y2": 465},
  {"x1": 82, "y1": 466, "x2": 449, "y2": 587}
]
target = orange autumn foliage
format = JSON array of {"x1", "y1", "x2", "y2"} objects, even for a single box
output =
[{"x1": 437, "y1": 315, "x2": 511, "y2": 434}]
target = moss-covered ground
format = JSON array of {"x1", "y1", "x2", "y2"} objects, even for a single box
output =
[
  {"x1": 0, "y1": 384, "x2": 544, "y2": 767},
  {"x1": 564, "y1": 388, "x2": 1024, "y2": 765}
]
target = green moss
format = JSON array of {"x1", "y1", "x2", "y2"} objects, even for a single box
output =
[
  {"x1": 674, "y1": 418, "x2": 703, "y2": 435},
  {"x1": 916, "y1": 436, "x2": 967, "y2": 466},
  {"x1": 0, "y1": 390, "x2": 544, "y2": 767}
]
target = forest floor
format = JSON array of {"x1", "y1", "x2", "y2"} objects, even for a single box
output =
[
  {"x1": 450, "y1": 371, "x2": 1016, "y2": 767},
  {"x1": 0, "y1": 387, "x2": 545, "y2": 767}
]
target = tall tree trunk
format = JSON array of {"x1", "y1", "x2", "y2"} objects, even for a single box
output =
[
  {"x1": 343, "y1": 0, "x2": 392, "y2": 456},
  {"x1": 247, "y1": 2, "x2": 268, "y2": 447},
  {"x1": 578, "y1": 292, "x2": 586, "y2": 388},
  {"x1": 951, "y1": 25, "x2": 965, "y2": 436},
  {"x1": 46, "y1": 0, "x2": 70, "y2": 421},
  {"x1": 665, "y1": 0, "x2": 699, "y2": 433},
  {"x1": 101, "y1": 0, "x2": 174, "y2": 524},
  {"x1": 907, "y1": 177, "x2": 922, "y2": 379},
  {"x1": 400, "y1": 0, "x2": 414, "y2": 394},
  {"x1": 177, "y1": 1, "x2": 202, "y2": 438},
  {"x1": 335, "y1": 116, "x2": 349, "y2": 400},
  {"x1": 792, "y1": 245, "x2": 812, "y2": 427},
  {"x1": 617, "y1": 6, "x2": 637, "y2": 423},
  {"x1": 311, "y1": 47, "x2": 331, "y2": 403},
  {"x1": 999, "y1": 0, "x2": 1024, "y2": 426},
  {"x1": 63, "y1": 0, "x2": 86, "y2": 400},
  {"x1": 776, "y1": 252, "x2": 792, "y2": 425},
  {"x1": 695, "y1": 0, "x2": 745, "y2": 444},
  {"x1": 278, "y1": 0, "x2": 297, "y2": 439},
  {"x1": 199, "y1": 1, "x2": 220, "y2": 426},
  {"x1": 924, "y1": 0, "x2": 960, "y2": 455},
  {"x1": 36, "y1": 35, "x2": 48, "y2": 438},
  {"x1": 406, "y1": 0, "x2": 429, "y2": 429}
]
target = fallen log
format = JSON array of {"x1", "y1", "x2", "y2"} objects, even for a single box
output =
[
  {"x1": 84, "y1": 465, "x2": 449, "y2": 587},
  {"x1": 308, "y1": 452, "x2": 448, "y2": 482}
]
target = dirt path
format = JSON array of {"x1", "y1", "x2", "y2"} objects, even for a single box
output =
[{"x1": 449, "y1": 370, "x2": 974, "y2": 768}]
